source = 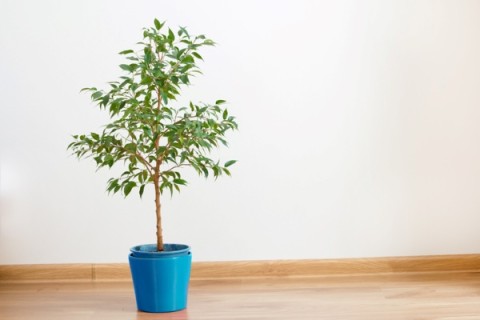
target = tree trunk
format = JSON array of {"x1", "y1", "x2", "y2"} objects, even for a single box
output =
[{"x1": 154, "y1": 175, "x2": 164, "y2": 251}]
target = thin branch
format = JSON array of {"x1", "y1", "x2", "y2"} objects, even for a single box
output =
[
  {"x1": 121, "y1": 127, "x2": 155, "y2": 173},
  {"x1": 162, "y1": 163, "x2": 190, "y2": 173},
  {"x1": 117, "y1": 145, "x2": 154, "y2": 174}
]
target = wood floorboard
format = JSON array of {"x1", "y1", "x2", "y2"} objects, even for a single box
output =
[{"x1": 1, "y1": 272, "x2": 480, "y2": 319}]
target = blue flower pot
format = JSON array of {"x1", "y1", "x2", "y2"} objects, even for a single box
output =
[{"x1": 128, "y1": 243, "x2": 192, "y2": 313}]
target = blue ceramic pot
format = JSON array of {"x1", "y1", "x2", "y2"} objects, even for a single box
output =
[{"x1": 129, "y1": 244, "x2": 192, "y2": 313}]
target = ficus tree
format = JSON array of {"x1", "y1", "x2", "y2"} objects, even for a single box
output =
[{"x1": 68, "y1": 19, "x2": 238, "y2": 252}]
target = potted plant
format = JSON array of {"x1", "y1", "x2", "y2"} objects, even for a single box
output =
[{"x1": 68, "y1": 19, "x2": 238, "y2": 313}]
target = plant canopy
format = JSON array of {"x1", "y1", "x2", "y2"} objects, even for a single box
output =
[{"x1": 68, "y1": 19, "x2": 238, "y2": 251}]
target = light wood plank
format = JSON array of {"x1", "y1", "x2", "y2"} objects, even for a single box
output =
[
  {"x1": 0, "y1": 264, "x2": 93, "y2": 282},
  {"x1": 1, "y1": 272, "x2": 480, "y2": 319},
  {"x1": 192, "y1": 254, "x2": 480, "y2": 279},
  {"x1": 1, "y1": 254, "x2": 480, "y2": 282},
  {"x1": 94, "y1": 263, "x2": 131, "y2": 281}
]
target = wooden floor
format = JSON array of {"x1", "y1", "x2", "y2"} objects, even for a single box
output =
[{"x1": 1, "y1": 272, "x2": 480, "y2": 319}]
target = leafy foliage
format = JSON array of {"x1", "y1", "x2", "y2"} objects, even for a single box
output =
[{"x1": 68, "y1": 19, "x2": 238, "y2": 198}]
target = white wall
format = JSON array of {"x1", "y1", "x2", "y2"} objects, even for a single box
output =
[{"x1": 1, "y1": 0, "x2": 480, "y2": 264}]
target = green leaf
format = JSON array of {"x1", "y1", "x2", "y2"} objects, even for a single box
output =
[
  {"x1": 192, "y1": 52, "x2": 203, "y2": 60},
  {"x1": 168, "y1": 28, "x2": 175, "y2": 42},
  {"x1": 92, "y1": 91, "x2": 103, "y2": 100},
  {"x1": 223, "y1": 168, "x2": 231, "y2": 176},
  {"x1": 161, "y1": 91, "x2": 168, "y2": 104},
  {"x1": 120, "y1": 64, "x2": 131, "y2": 72},
  {"x1": 142, "y1": 126, "x2": 152, "y2": 137},
  {"x1": 178, "y1": 26, "x2": 190, "y2": 38},
  {"x1": 119, "y1": 49, "x2": 134, "y2": 55},
  {"x1": 216, "y1": 100, "x2": 226, "y2": 105},
  {"x1": 183, "y1": 55, "x2": 194, "y2": 63},
  {"x1": 224, "y1": 160, "x2": 237, "y2": 167},
  {"x1": 144, "y1": 49, "x2": 152, "y2": 63},
  {"x1": 139, "y1": 184, "x2": 145, "y2": 198},
  {"x1": 142, "y1": 170, "x2": 148, "y2": 182},
  {"x1": 125, "y1": 143, "x2": 137, "y2": 153},
  {"x1": 124, "y1": 181, "x2": 136, "y2": 196},
  {"x1": 140, "y1": 75, "x2": 152, "y2": 85},
  {"x1": 180, "y1": 75, "x2": 189, "y2": 84},
  {"x1": 107, "y1": 178, "x2": 119, "y2": 193},
  {"x1": 80, "y1": 87, "x2": 95, "y2": 93},
  {"x1": 104, "y1": 154, "x2": 114, "y2": 167},
  {"x1": 154, "y1": 18, "x2": 162, "y2": 30},
  {"x1": 173, "y1": 178, "x2": 187, "y2": 185}
]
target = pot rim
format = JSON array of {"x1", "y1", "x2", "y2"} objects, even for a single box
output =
[{"x1": 130, "y1": 243, "x2": 190, "y2": 258}]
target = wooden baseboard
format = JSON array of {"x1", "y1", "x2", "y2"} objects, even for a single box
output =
[{"x1": 1, "y1": 254, "x2": 480, "y2": 282}]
